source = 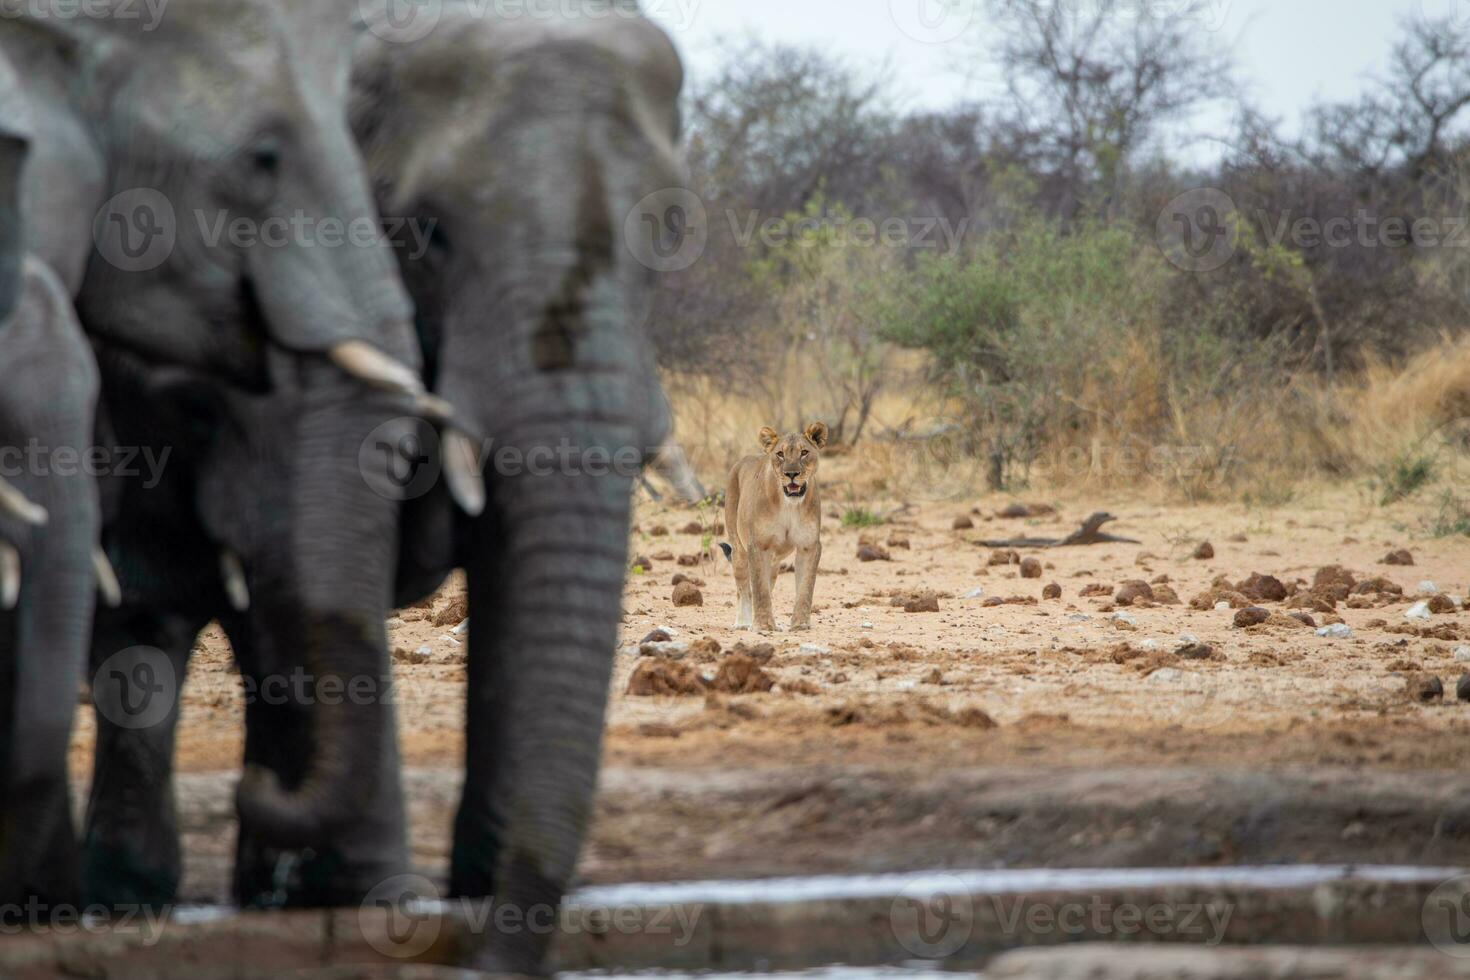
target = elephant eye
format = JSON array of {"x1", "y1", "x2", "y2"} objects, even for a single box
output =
[{"x1": 250, "y1": 142, "x2": 282, "y2": 176}]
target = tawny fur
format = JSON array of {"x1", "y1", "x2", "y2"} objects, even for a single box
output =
[{"x1": 722, "y1": 422, "x2": 827, "y2": 632}]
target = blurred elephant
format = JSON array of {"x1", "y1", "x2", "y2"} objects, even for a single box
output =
[
  {"x1": 0, "y1": 53, "x2": 110, "y2": 911},
  {"x1": 0, "y1": 1, "x2": 471, "y2": 906},
  {"x1": 350, "y1": 2, "x2": 684, "y2": 971}
]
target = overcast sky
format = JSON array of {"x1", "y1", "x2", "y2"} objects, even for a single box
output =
[{"x1": 643, "y1": 0, "x2": 1440, "y2": 158}]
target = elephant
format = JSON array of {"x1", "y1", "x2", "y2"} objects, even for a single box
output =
[
  {"x1": 0, "y1": 1, "x2": 480, "y2": 907},
  {"x1": 348, "y1": 2, "x2": 686, "y2": 971},
  {"x1": 0, "y1": 45, "x2": 112, "y2": 914}
]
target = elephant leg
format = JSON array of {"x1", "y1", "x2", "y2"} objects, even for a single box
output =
[
  {"x1": 82, "y1": 612, "x2": 199, "y2": 908},
  {"x1": 451, "y1": 466, "x2": 631, "y2": 975}
]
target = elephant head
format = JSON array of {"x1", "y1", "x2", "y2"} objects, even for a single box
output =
[{"x1": 352, "y1": 2, "x2": 684, "y2": 971}]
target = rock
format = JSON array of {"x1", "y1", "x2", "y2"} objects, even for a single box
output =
[
  {"x1": 1287, "y1": 612, "x2": 1317, "y2": 628},
  {"x1": 1236, "y1": 573, "x2": 1288, "y2": 602},
  {"x1": 960, "y1": 587, "x2": 985, "y2": 599},
  {"x1": 1316, "y1": 623, "x2": 1353, "y2": 639},
  {"x1": 998, "y1": 502, "x2": 1054, "y2": 518},
  {"x1": 904, "y1": 592, "x2": 940, "y2": 613},
  {"x1": 639, "y1": 640, "x2": 691, "y2": 660},
  {"x1": 1288, "y1": 592, "x2": 1337, "y2": 613},
  {"x1": 1192, "y1": 541, "x2": 1214, "y2": 560},
  {"x1": 1382, "y1": 549, "x2": 1415, "y2": 566},
  {"x1": 1454, "y1": 646, "x2": 1470, "y2": 662},
  {"x1": 1148, "y1": 667, "x2": 1183, "y2": 684},
  {"x1": 631, "y1": 555, "x2": 654, "y2": 571},
  {"x1": 1111, "y1": 611, "x2": 1138, "y2": 627},
  {"x1": 1459, "y1": 674, "x2": 1470, "y2": 702},
  {"x1": 798, "y1": 642, "x2": 830, "y2": 654},
  {"x1": 1114, "y1": 580, "x2": 1154, "y2": 606},
  {"x1": 857, "y1": 544, "x2": 891, "y2": 562},
  {"x1": 1043, "y1": 583, "x2": 1062, "y2": 600},
  {"x1": 989, "y1": 549, "x2": 1021, "y2": 567},
  {"x1": 1234, "y1": 606, "x2": 1270, "y2": 628},
  {"x1": 1152, "y1": 584, "x2": 1181, "y2": 605},
  {"x1": 1080, "y1": 584, "x2": 1112, "y2": 597},
  {"x1": 639, "y1": 628, "x2": 673, "y2": 644},
  {"x1": 671, "y1": 572, "x2": 706, "y2": 587},
  {"x1": 653, "y1": 550, "x2": 674, "y2": 561},
  {"x1": 1313, "y1": 565, "x2": 1357, "y2": 593},
  {"x1": 1418, "y1": 580, "x2": 1440, "y2": 595},
  {"x1": 1019, "y1": 557, "x2": 1043, "y2": 579},
  {"x1": 681, "y1": 521, "x2": 703, "y2": 535},
  {"x1": 626, "y1": 659, "x2": 706, "y2": 696},
  {"x1": 952, "y1": 515, "x2": 974, "y2": 530},
  {"x1": 677, "y1": 554, "x2": 701, "y2": 567},
  {"x1": 886, "y1": 532, "x2": 911, "y2": 549},
  {"x1": 731, "y1": 641, "x2": 776, "y2": 664},
  {"x1": 710, "y1": 653, "x2": 776, "y2": 694},
  {"x1": 1176, "y1": 642, "x2": 1216, "y2": 660},
  {"x1": 1405, "y1": 601, "x2": 1432, "y2": 621},
  {"x1": 433, "y1": 596, "x2": 469, "y2": 627},
  {"x1": 1406, "y1": 673, "x2": 1444, "y2": 703},
  {"x1": 1190, "y1": 588, "x2": 1250, "y2": 610},
  {"x1": 690, "y1": 637, "x2": 722, "y2": 659},
  {"x1": 392, "y1": 646, "x2": 430, "y2": 665},
  {"x1": 1429, "y1": 593, "x2": 1457, "y2": 614},
  {"x1": 672, "y1": 582, "x2": 703, "y2": 607},
  {"x1": 649, "y1": 524, "x2": 669, "y2": 537}
]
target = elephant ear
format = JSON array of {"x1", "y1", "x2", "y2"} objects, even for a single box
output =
[
  {"x1": 758, "y1": 427, "x2": 780, "y2": 453},
  {"x1": 0, "y1": 54, "x2": 31, "y2": 326}
]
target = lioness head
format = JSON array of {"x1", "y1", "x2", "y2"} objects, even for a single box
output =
[{"x1": 758, "y1": 422, "x2": 828, "y2": 500}]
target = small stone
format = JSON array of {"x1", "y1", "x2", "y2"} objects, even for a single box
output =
[
  {"x1": 671, "y1": 572, "x2": 706, "y2": 587},
  {"x1": 1176, "y1": 641, "x2": 1216, "y2": 660},
  {"x1": 392, "y1": 646, "x2": 431, "y2": 665},
  {"x1": 1115, "y1": 580, "x2": 1155, "y2": 606},
  {"x1": 799, "y1": 642, "x2": 831, "y2": 654},
  {"x1": 681, "y1": 521, "x2": 703, "y2": 535},
  {"x1": 1418, "y1": 581, "x2": 1440, "y2": 595},
  {"x1": 1382, "y1": 549, "x2": 1415, "y2": 566},
  {"x1": 1019, "y1": 557, "x2": 1043, "y2": 579},
  {"x1": 861, "y1": 621, "x2": 874, "y2": 630},
  {"x1": 989, "y1": 549, "x2": 1021, "y2": 567},
  {"x1": 1148, "y1": 668, "x2": 1183, "y2": 683},
  {"x1": 731, "y1": 642, "x2": 776, "y2": 664},
  {"x1": 1316, "y1": 623, "x2": 1353, "y2": 639},
  {"x1": 639, "y1": 640, "x2": 691, "y2": 660},
  {"x1": 1234, "y1": 606, "x2": 1270, "y2": 628},
  {"x1": 690, "y1": 637, "x2": 722, "y2": 659},
  {"x1": 1152, "y1": 584, "x2": 1181, "y2": 605},
  {"x1": 904, "y1": 592, "x2": 940, "y2": 613},
  {"x1": 1429, "y1": 594, "x2": 1457, "y2": 614},
  {"x1": 1111, "y1": 611, "x2": 1138, "y2": 627},
  {"x1": 711, "y1": 653, "x2": 776, "y2": 694},
  {"x1": 1043, "y1": 583, "x2": 1062, "y2": 600},
  {"x1": 677, "y1": 554, "x2": 701, "y2": 567},
  {"x1": 887, "y1": 533, "x2": 911, "y2": 549},
  {"x1": 1287, "y1": 612, "x2": 1317, "y2": 628},
  {"x1": 631, "y1": 555, "x2": 654, "y2": 571},
  {"x1": 1236, "y1": 573, "x2": 1288, "y2": 602},
  {"x1": 649, "y1": 525, "x2": 669, "y2": 537},
  {"x1": 1406, "y1": 673, "x2": 1444, "y2": 703},
  {"x1": 1454, "y1": 646, "x2": 1470, "y2": 663},
  {"x1": 1192, "y1": 542, "x2": 1214, "y2": 560},
  {"x1": 672, "y1": 582, "x2": 703, "y2": 607},
  {"x1": 960, "y1": 587, "x2": 985, "y2": 599},
  {"x1": 626, "y1": 659, "x2": 706, "y2": 696},
  {"x1": 640, "y1": 629, "x2": 673, "y2": 644},
  {"x1": 857, "y1": 544, "x2": 891, "y2": 562},
  {"x1": 952, "y1": 515, "x2": 974, "y2": 530},
  {"x1": 1406, "y1": 601, "x2": 1432, "y2": 621}
]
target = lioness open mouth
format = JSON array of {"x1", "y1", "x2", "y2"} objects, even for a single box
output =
[{"x1": 783, "y1": 482, "x2": 807, "y2": 498}]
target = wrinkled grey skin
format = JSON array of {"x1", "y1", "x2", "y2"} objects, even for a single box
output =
[
  {"x1": 350, "y1": 2, "x2": 684, "y2": 972},
  {"x1": 0, "y1": 1, "x2": 425, "y2": 906},
  {"x1": 0, "y1": 48, "x2": 104, "y2": 914}
]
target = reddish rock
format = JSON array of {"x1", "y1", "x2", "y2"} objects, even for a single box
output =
[
  {"x1": 1114, "y1": 580, "x2": 1155, "y2": 606},
  {"x1": 952, "y1": 515, "x2": 974, "y2": 530},
  {"x1": 1043, "y1": 583, "x2": 1062, "y2": 600},
  {"x1": 672, "y1": 582, "x2": 703, "y2": 607},
  {"x1": 1234, "y1": 606, "x2": 1270, "y2": 627},
  {"x1": 627, "y1": 659, "x2": 706, "y2": 696},
  {"x1": 857, "y1": 544, "x2": 891, "y2": 562},
  {"x1": 1019, "y1": 557, "x2": 1043, "y2": 579},
  {"x1": 711, "y1": 653, "x2": 775, "y2": 694},
  {"x1": 1236, "y1": 573, "x2": 1288, "y2": 603},
  {"x1": 1192, "y1": 541, "x2": 1214, "y2": 560}
]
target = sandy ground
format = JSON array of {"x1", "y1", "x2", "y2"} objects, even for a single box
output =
[{"x1": 67, "y1": 484, "x2": 1470, "y2": 898}]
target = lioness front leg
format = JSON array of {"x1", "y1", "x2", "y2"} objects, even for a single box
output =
[
  {"x1": 730, "y1": 542, "x2": 753, "y2": 630},
  {"x1": 748, "y1": 549, "x2": 777, "y2": 633},
  {"x1": 791, "y1": 542, "x2": 820, "y2": 630}
]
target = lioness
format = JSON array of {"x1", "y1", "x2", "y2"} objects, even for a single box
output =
[{"x1": 720, "y1": 422, "x2": 827, "y2": 632}]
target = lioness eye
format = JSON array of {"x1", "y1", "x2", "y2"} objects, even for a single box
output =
[
  {"x1": 801, "y1": 450, "x2": 809, "y2": 457},
  {"x1": 776, "y1": 452, "x2": 784, "y2": 459}
]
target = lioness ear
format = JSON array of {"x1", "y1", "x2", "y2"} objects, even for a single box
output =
[
  {"x1": 758, "y1": 426, "x2": 780, "y2": 452},
  {"x1": 804, "y1": 421, "x2": 829, "y2": 449}
]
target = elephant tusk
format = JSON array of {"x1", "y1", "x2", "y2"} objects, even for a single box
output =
[
  {"x1": 327, "y1": 341, "x2": 452, "y2": 422},
  {"x1": 0, "y1": 541, "x2": 18, "y2": 610},
  {"x1": 220, "y1": 548, "x2": 250, "y2": 612},
  {"x1": 442, "y1": 428, "x2": 487, "y2": 518},
  {"x1": 93, "y1": 547, "x2": 122, "y2": 609},
  {"x1": 0, "y1": 477, "x2": 48, "y2": 526}
]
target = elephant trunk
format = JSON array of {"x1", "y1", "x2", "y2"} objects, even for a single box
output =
[
  {"x1": 234, "y1": 361, "x2": 407, "y2": 871},
  {"x1": 450, "y1": 415, "x2": 638, "y2": 974}
]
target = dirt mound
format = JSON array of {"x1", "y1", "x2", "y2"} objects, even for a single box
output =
[{"x1": 627, "y1": 659, "x2": 706, "y2": 696}]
